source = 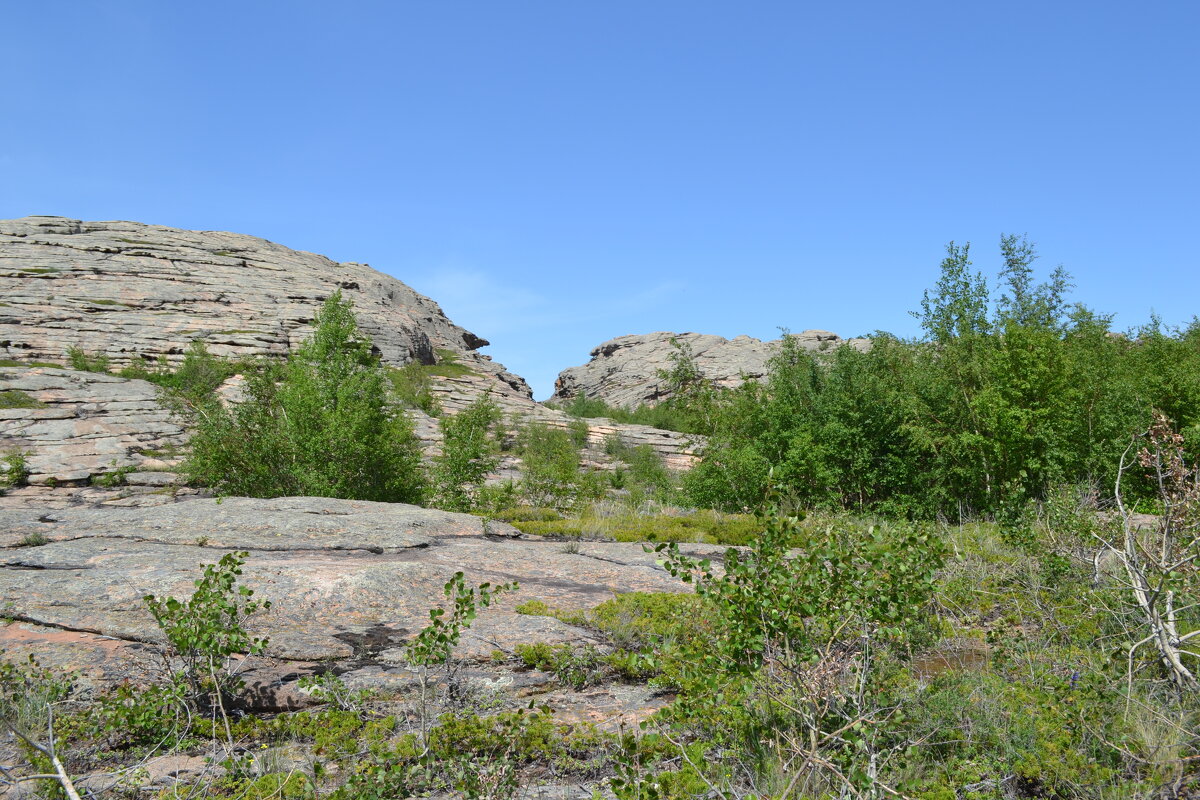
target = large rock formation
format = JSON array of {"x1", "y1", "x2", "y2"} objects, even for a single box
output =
[
  {"x1": 552, "y1": 330, "x2": 870, "y2": 409},
  {"x1": 0, "y1": 216, "x2": 530, "y2": 398},
  {"x1": 0, "y1": 217, "x2": 701, "y2": 502}
]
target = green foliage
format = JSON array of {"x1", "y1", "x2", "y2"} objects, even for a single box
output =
[
  {"x1": 142, "y1": 550, "x2": 270, "y2": 707},
  {"x1": 0, "y1": 389, "x2": 45, "y2": 409},
  {"x1": 386, "y1": 349, "x2": 477, "y2": 416},
  {"x1": 66, "y1": 346, "x2": 111, "y2": 372},
  {"x1": 0, "y1": 653, "x2": 74, "y2": 738},
  {"x1": 297, "y1": 671, "x2": 374, "y2": 712},
  {"x1": 404, "y1": 572, "x2": 517, "y2": 669},
  {"x1": 489, "y1": 506, "x2": 564, "y2": 523},
  {"x1": 387, "y1": 362, "x2": 441, "y2": 415},
  {"x1": 89, "y1": 460, "x2": 134, "y2": 488},
  {"x1": 658, "y1": 500, "x2": 944, "y2": 674},
  {"x1": 0, "y1": 359, "x2": 61, "y2": 368},
  {"x1": 184, "y1": 291, "x2": 426, "y2": 503},
  {"x1": 550, "y1": 394, "x2": 697, "y2": 434},
  {"x1": 84, "y1": 679, "x2": 188, "y2": 749},
  {"x1": 513, "y1": 420, "x2": 605, "y2": 510},
  {"x1": 568, "y1": 415, "x2": 590, "y2": 447},
  {"x1": 681, "y1": 237, "x2": 1200, "y2": 517},
  {"x1": 15, "y1": 531, "x2": 48, "y2": 547},
  {"x1": 335, "y1": 708, "x2": 607, "y2": 800},
  {"x1": 121, "y1": 340, "x2": 244, "y2": 409},
  {"x1": 514, "y1": 643, "x2": 605, "y2": 689},
  {"x1": 430, "y1": 395, "x2": 502, "y2": 511}
]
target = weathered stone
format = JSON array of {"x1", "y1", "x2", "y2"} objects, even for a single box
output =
[
  {"x1": 0, "y1": 497, "x2": 715, "y2": 691},
  {"x1": 0, "y1": 366, "x2": 187, "y2": 489},
  {"x1": 552, "y1": 330, "x2": 871, "y2": 409}
]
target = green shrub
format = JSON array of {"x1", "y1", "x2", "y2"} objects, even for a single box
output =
[
  {"x1": 184, "y1": 291, "x2": 426, "y2": 503},
  {"x1": 120, "y1": 341, "x2": 245, "y2": 410},
  {"x1": 66, "y1": 346, "x2": 110, "y2": 373},
  {"x1": 387, "y1": 362, "x2": 441, "y2": 415},
  {"x1": 142, "y1": 551, "x2": 270, "y2": 712},
  {"x1": 514, "y1": 643, "x2": 604, "y2": 689},
  {"x1": 0, "y1": 451, "x2": 30, "y2": 489},
  {"x1": 551, "y1": 393, "x2": 699, "y2": 434},
  {"x1": 505, "y1": 508, "x2": 761, "y2": 545},
  {"x1": 513, "y1": 421, "x2": 605, "y2": 510},
  {"x1": 489, "y1": 507, "x2": 564, "y2": 523}
]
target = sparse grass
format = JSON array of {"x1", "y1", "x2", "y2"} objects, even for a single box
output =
[
  {"x1": 16, "y1": 267, "x2": 59, "y2": 275},
  {"x1": 116, "y1": 237, "x2": 156, "y2": 245},
  {"x1": 0, "y1": 360, "x2": 62, "y2": 368},
  {"x1": 0, "y1": 389, "x2": 46, "y2": 409},
  {"x1": 15, "y1": 531, "x2": 48, "y2": 548},
  {"x1": 426, "y1": 348, "x2": 477, "y2": 378},
  {"x1": 505, "y1": 507, "x2": 762, "y2": 544}
]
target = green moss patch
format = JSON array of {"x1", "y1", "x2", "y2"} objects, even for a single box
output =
[{"x1": 0, "y1": 389, "x2": 46, "y2": 409}]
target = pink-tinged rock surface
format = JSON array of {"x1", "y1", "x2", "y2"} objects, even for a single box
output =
[{"x1": 0, "y1": 496, "x2": 716, "y2": 720}]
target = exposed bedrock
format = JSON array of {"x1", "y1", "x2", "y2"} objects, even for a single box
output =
[{"x1": 0, "y1": 496, "x2": 720, "y2": 721}]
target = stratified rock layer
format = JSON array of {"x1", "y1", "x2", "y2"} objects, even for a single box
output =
[
  {"x1": 0, "y1": 216, "x2": 530, "y2": 398},
  {"x1": 552, "y1": 330, "x2": 870, "y2": 409},
  {"x1": 0, "y1": 367, "x2": 185, "y2": 480}
]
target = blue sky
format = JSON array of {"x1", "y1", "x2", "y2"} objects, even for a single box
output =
[{"x1": 3, "y1": 1, "x2": 1197, "y2": 399}]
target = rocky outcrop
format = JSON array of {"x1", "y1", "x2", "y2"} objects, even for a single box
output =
[
  {"x1": 0, "y1": 216, "x2": 531, "y2": 399},
  {"x1": 0, "y1": 218, "x2": 702, "y2": 495},
  {"x1": 552, "y1": 330, "x2": 870, "y2": 409},
  {"x1": 0, "y1": 366, "x2": 203, "y2": 507},
  {"x1": 0, "y1": 496, "x2": 718, "y2": 721}
]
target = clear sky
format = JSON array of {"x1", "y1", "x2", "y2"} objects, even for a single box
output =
[{"x1": 3, "y1": 1, "x2": 1197, "y2": 399}]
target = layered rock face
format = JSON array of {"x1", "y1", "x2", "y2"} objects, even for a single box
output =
[
  {"x1": 0, "y1": 366, "x2": 198, "y2": 506},
  {"x1": 553, "y1": 330, "x2": 870, "y2": 409},
  {"x1": 0, "y1": 216, "x2": 530, "y2": 398}
]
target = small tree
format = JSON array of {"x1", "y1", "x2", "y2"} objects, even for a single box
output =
[
  {"x1": 430, "y1": 395, "x2": 502, "y2": 511},
  {"x1": 185, "y1": 291, "x2": 426, "y2": 503},
  {"x1": 1105, "y1": 413, "x2": 1200, "y2": 690}
]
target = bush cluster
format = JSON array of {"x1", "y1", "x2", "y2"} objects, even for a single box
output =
[
  {"x1": 680, "y1": 237, "x2": 1200, "y2": 517},
  {"x1": 183, "y1": 292, "x2": 426, "y2": 503}
]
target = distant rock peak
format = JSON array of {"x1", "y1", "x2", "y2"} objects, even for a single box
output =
[{"x1": 553, "y1": 329, "x2": 869, "y2": 409}]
